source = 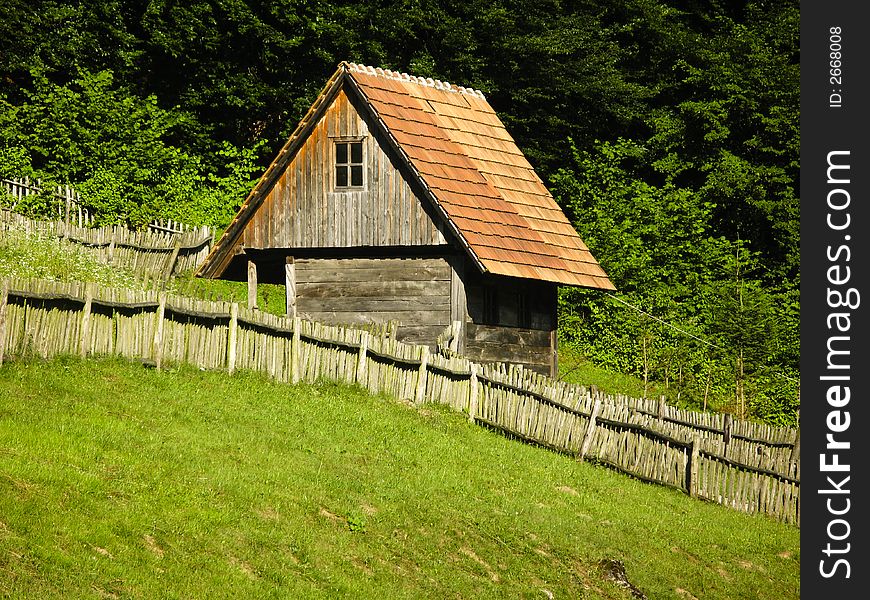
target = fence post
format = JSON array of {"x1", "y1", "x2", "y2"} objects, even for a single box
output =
[
  {"x1": 153, "y1": 292, "x2": 167, "y2": 370},
  {"x1": 688, "y1": 435, "x2": 700, "y2": 497},
  {"x1": 291, "y1": 316, "x2": 301, "y2": 384},
  {"x1": 0, "y1": 280, "x2": 8, "y2": 365},
  {"x1": 285, "y1": 257, "x2": 296, "y2": 318},
  {"x1": 227, "y1": 303, "x2": 239, "y2": 374},
  {"x1": 108, "y1": 229, "x2": 116, "y2": 264},
  {"x1": 789, "y1": 425, "x2": 800, "y2": 476},
  {"x1": 468, "y1": 362, "x2": 479, "y2": 423},
  {"x1": 579, "y1": 391, "x2": 601, "y2": 460},
  {"x1": 162, "y1": 240, "x2": 182, "y2": 283},
  {"x1": 722, "y1": 413, "x2": 733, "y2": 457},
  {"x1": 657, "y1": 395, "x2": 667, "y2": 422},
  {"x1": 64, "y1": 186, "x2": 71, "y2": 238},
  {"x1": 356, "y1": 332, "x2": 369, "y2": 386},
  {"x1": 79, "y1": 289, "x2": 93, "y2": 357},
  {"x1": 415, "y1": 345, "x2": 429, "y2": 405}
]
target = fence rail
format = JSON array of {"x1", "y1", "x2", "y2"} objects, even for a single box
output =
[{"x1": 0, "y1": 277, "x2": 800, "y2": 525}]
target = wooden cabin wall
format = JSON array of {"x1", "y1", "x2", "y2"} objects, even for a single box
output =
[
  {"x1": 294, "y1": 256, "x2": 452, "y2": 347},
  {"x1": 463, "y1": 277, "x2": 557, "y2": 376},
  {"x1": 242, "y1": 89, "x2": 446, "y2": 250}
]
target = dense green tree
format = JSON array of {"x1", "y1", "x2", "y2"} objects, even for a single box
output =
[{"x1": 549, "y1": 0, "x2": 799, "y2": 420}]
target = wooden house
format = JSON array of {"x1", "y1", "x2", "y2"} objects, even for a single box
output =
[{"x1": 196, "y1": 62, "x2": 615, "y2": 376}]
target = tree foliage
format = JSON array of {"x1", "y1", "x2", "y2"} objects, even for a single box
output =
[
  {"x1": 550, "y1": 0, "x2": 799, "y2": 420},
  {"x1": 0, "y1": 69, "x2": 260, "y2": 227}
]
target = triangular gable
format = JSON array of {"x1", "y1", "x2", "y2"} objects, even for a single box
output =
[
  {"x1": 198, "y1": 62, "x2": 614, "y2": 291},
  {"x1": 231, "y1": 86, "x2": 447, "y2": 254}
]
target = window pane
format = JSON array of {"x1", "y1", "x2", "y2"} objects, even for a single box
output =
[
  {"x1": 336, "y1": 166, "x2": 348, "y2": 187},
  {"x1": 336, "y1": 142, "x2": 348, "y2": 164},
  {"x1": 351, "y1": 165, "x2": 363, "y2": 187},
  {"x1": 350, "y1": 141, "x2": 363, "y2": 163}
]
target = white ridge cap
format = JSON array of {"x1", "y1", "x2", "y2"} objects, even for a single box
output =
[{"x1": 344, "y1": 61, "x2": 486, "y2": 99}]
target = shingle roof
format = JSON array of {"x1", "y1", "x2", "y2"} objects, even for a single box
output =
[
  {"x1": 344, "y1": 63, "x2": 613, "y2": 289},
  {"x1": 198, "y1": 62, "x2": 614, "y2": 290}
]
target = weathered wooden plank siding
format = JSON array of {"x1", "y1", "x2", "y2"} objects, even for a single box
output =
[
  {"x1": 294, "y1": 257, "x2": 451, "y2": 347},
  {"x1": 242, "y1": 89, "x2": 446, "y2": 250}
]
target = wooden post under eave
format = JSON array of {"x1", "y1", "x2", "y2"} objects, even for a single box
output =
[
  {"x1": 247, "y1": 259, "x2": 258, "y2": 310},
  {"x1": 449, "y1": 259, "x2": 466, "y2": 354},
  {"x1": 285, "y1": 257, "x2": 296, "y2": 317}
]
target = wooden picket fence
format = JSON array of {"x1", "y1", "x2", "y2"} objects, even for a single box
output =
[
  {"x1": 1, "y1": 177, "x2": 202, "y2": 236},
  {"x1": 0, "y1": 277, "x2": 800, "y2": 525},
  {"x1": 0, "y1": 208, "x2": 212, "y2": 281},
  {"x1": 0, "y1": 177, "x2": 91, "y2": 226}
]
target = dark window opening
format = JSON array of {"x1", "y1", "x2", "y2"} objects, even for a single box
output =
[{"x1": 335, "y1": 140, "x2": 364, "y2": 189}]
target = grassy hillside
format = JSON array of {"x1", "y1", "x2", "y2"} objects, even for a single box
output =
[{"x1": 0, "y1": 356, "x2": 799, "y2": 599}]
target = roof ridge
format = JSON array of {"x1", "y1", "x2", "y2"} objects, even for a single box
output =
[{"x1": 343, "y1": 61, "x2": 486, "y2": 100}]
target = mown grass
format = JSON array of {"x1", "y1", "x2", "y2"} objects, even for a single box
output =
[{"x1": 0, "y1": 356, "x2": 799, "y2": 599}]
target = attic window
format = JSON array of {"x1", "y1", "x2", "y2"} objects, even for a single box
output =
[{"x1": 335, "y1": 140, "x2": 364, "y2": 189}]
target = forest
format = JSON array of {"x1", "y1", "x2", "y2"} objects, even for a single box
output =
[{"x1": 0, "y1": 0, "x2": 799, "y2": 424}]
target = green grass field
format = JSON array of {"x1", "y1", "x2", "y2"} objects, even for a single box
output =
[{"x1": 0, "y1": 356, "x2": 799, "y2": 599}]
